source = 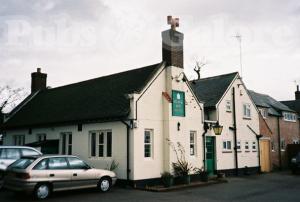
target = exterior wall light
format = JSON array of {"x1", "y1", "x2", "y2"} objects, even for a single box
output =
[{"x1": 213, "y1": 121, "x2": 223, "y2": 136}]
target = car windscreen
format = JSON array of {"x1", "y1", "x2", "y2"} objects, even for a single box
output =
[{"x1": 8, "y1": 158, "x2": 35, "y2": 169}]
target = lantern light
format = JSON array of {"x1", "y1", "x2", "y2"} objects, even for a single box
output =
[{"x1": 213, "y1": 121, "x2": 223, "y2": 136}]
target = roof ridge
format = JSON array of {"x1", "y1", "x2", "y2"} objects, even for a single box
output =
[
  {"x1": 190, "y1": 71, "x2": 238, "y2": 82},
  {"x1": 47, "y1": 62, "x2": 162, "y2": 91}
]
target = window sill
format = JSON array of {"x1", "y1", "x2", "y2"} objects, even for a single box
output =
[
  {"x1": 243, "y1": 117, "x2": 252, "y2": 120},
  {"x1": 222, "y1": 151, "x2": 233, "y2": 153},
  {"x1": 252, "y1": 151, "x2": 257, "y2": 152},
  {"x1": 226, "y1": 110, "x2": 232, "y2": 113},
  {"x1": 245, "y1": 150, "x2": 250, "y2": 152}
]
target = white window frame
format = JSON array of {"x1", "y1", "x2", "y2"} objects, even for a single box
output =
[
  {"x1": 237, "y1": 140, "x2": 241, "y2": 152},
  {"x1": 252, "y1": 141, "x2": 257, "y2": 152},
  {"x1": 89, "y1": 130, "x2": 112, "y2": 158},
  {"x1": 13, "y1": 135, "x2": 25, "y2": 146},
  {"x1": 60, "y1": 132, "x2": 72, "y2": 155},
  {"x1": 226, "y1": 100, "x2": 232, "y2": 112},
  {"x1": 280, "y1": 139, "x2": 286, "y2": 151},
  {"x1": 36, "y1": 133, "x2": 46, "y2": 142},
  {"x1": 293, "y1": 139, "x2": 300, "y2": 144},
  {"x1": 144, "y1": 129, "x2": 153, "y2": 158},
  {"x1": 243, "y1": 104, "x2": 251, "y2": 119},
  {"x1": 190, "y1": 131, "x2": 196, "y2": 156},
  {"x1": 245, "y1": 141, "x2": 250, "y2": 152},
  {"x1": 222, "y1": 140, "x2": 232, "y2": 152},
  {"x1": 283, "y1": 112, "x2": 297, "y2": 122},
  {"x1": 271, "y1": 140, "x2": 275, "y2": 152},
  {"x1": 259, "y1": 108, "x2": 267, "y2": 119}
]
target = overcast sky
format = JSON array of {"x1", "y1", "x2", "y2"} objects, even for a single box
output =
[{"x1": 0, "y1": 0, "x2": 300, "y2": 102}]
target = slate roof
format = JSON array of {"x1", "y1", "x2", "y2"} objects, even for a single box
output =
[
  {"x1": 3, "y1": 63, "x2": 163, "y2": 129},
  {"x1": 190, "y1": 72, "x2": 238, "y2": 108},
  {"x1": 249, "y1": 90, "x2": 294, "y2": 117},
  {"x1": 281, "y1": 100, "x2": 300, "y2": 115}
]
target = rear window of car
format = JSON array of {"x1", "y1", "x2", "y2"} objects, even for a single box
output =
[
  {"x1": 21, "y1": 148, "x2": 40, "y2": 157},
  {"x1": 0, "y1": 148, "x2": 21, "y2": 159},
  {"x1": 9, "y1": 158, "x2": 35, "y2": 169}
]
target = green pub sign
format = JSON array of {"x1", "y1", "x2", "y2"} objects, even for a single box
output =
[{"x1": 172, "y1": 90, "x2": 185, "y2": 117}]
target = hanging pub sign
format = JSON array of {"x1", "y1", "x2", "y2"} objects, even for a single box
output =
[{"x1": 172, "y1": 90, "x2": 185, "y2": 117}]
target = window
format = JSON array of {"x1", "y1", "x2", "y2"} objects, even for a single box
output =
[
  {"x1": 252, "y1": 141, "x2": 257, "y2": 151},
  {"x1": 222, "y1": 140, "x2": 232, "y2": 151},
  {"x1": 61, "y1": 132, "x2": 72, "y2": 155},
  {"x1": 48, "y1": 157, "x2": 68, "y2": 170},
  {"x1": 144, "y1": 129, "x2": 153, "y2": 158},
  {"x1": 280, "y1": 139, "x2": 286, "y2": 151},
  {"x1": 271, "y1": 141, "x2": 275, "y2": 152},
  {"x1": 190, "y1": 131, "x2": 196, "y2": 156},
  {"x1": 36, "y1": 134, "x2": 46, "y2": 142},
  {"x1": 245, "y1": 141, "x2": 250, "y2": 151},
  {"x1": 283, "y1": 112, "x2": 297, "y2": 122},
  {"x1": 259, "y1": 108, "x2": 267, "y2": 119},
  {"x1": 243, "y1": 104, "x2": 251, "y2": 118},
  {"x1": 237, "y1": 140, "x2": 241, "y2": 151},
  {"x1": 67, "y1": 157, "x2": 89, "y2": 169},
  {"x1": 226, "y1": 100, "x2": 232, "y2": 112},
  {"x1": 13, "y1": 135, "x2": 25, "y2": 146},
  {"x1": 34, "y1": 159, "x2": 48, "y2": 170},
  {"x1": 293, "y1": 139, "x2": 300, "y2": 144},
  {"x1": 89, "y1": 131, "x2": 112, "y2": 158},
  {"x1": 9, "y1": 158, "x2": 35, "y2": 169},
  {"x1": 0, "y1": 148, "x2": 21, "y2": 159},
  {"x1": 21, "y1": 148, "x2": 40, "y2": 157}
]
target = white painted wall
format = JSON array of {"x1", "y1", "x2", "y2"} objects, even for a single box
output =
[
  {"x1": 206, "y1": 76, "x2": 260, "y2": 170},
  {"x1": 131, "y1": 65, "x2": 204, "y2": 180},
  {"x1": 4, "y1": 122, "x2": 128, "y2": 179}
]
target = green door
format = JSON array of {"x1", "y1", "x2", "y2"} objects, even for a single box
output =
[{"x1": 206, "y1": 136, "x2": 215, "y2": 176}]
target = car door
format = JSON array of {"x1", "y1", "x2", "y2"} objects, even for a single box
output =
[
  {"x1": 67, "y1": 157, "x2": 98, "y2": 188},
  {"x1": 47, "y1": 157, "x2": 73, "y2": 191}
]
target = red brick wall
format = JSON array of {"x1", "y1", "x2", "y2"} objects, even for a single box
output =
[{"x1": 263, "y1": 115, "x2": 300, "y2": 169}]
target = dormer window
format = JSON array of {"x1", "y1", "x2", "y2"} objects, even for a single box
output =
[
  {"x1": 259, "y1": 108, "x2": 268, "y2": 119},
  {"x1": 283, "y1": 112, "x2": 297, "y2": 122}
]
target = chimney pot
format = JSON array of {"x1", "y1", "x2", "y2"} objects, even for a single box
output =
[{"x1": 37, "y1": 68, "x2": 41, "y2": 73}]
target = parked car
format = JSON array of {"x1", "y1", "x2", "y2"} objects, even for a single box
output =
[
  {"x1": 291, "y1": 152, "x2": 300, "y2": 174},
  {"x1": 3, "y1": 155, "x2": 117, "y2": 199},
  {"x1": 0, "y1": 146, "x2": 42, "y2": 189}
]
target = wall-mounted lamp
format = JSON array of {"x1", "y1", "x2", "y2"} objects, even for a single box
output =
[
  {"x1": 177, "y1": 122, "x2": 181, "y2": 131},
  {"x1": 204, "y1": 121, "x2": 223, "y2": 136}
]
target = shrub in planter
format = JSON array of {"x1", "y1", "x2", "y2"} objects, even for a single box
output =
[
  {"x1": 167, "y1": 139, "x2": 193, "y2": 185},
  {"x1": 161, "y1": 172, "x2": 174, "y2": 187},
  {"x1": 194, "y1": 167, "x2": 209, "y2": 182}
]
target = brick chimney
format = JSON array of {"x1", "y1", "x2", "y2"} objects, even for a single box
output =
[
  {"x1": 295, "y1": 85, "x2": 300, "y2": 100},
  {"x1": 162, "y1": 16, "x2": 184, "y2": 68},
  {"x1": 31, "y1": 68, "x2": 47, "y2": 93}
]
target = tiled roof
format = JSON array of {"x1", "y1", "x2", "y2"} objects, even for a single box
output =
[
  {"x1": 190, "y1": 72, "x2": 238, "y2": 108},
  {"x1": 3, "y1": 63, "x2": 163, "y2": 129},
  {"x1": 249, "y1": 90, "x2": 294, "y2": 116},
  {"x1": 281, "y1": 100, "x2": 300, "y2": 116}
]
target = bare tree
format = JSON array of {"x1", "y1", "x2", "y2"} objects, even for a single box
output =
[
  {"x1": 0, "y1": 85, "x2": 28, "y2": 114},
  {"x1": 194, "y1": 58, "x2": 208, "y2": 80}
]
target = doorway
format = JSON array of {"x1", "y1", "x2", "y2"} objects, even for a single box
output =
[{"x1": 206, "y1": 136, "x2": 216, "y2": 176}]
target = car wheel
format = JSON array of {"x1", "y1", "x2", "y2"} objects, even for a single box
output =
[
  {"x1": 34, "y1": 184, "x2": 51, "y2": 200},
  {"x1": 98, "y1": 177, "x2": 111, "y2": 192}
]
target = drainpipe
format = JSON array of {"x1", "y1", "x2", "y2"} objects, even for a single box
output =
[
  {"x1": 232, "y1": 87, "x2": 239, "y2": 176},
  {"x1": 277, "y1": 117, "x2": 282, "y2": 170},
  {"x1": 121, "y1": 120, "x2": 131, "y2": 186},
  {"x1": 256, "y1": 135, "x2": 262, "y2": 173},
  {"x1": 202, "y1": 123, "x2": 209, "y2": 171}
]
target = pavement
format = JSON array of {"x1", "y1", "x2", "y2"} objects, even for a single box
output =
[{"x1": 0, "y1": 171, "x2": 299, "y2": 202}]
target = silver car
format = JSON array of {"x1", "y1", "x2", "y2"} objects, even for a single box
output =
[
  {"x1": 4, "y1": 155, "x2": 117, "y2": 199},
  {"x1": 0, "y1": 146, "x2": 42, "y2": 189}
]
